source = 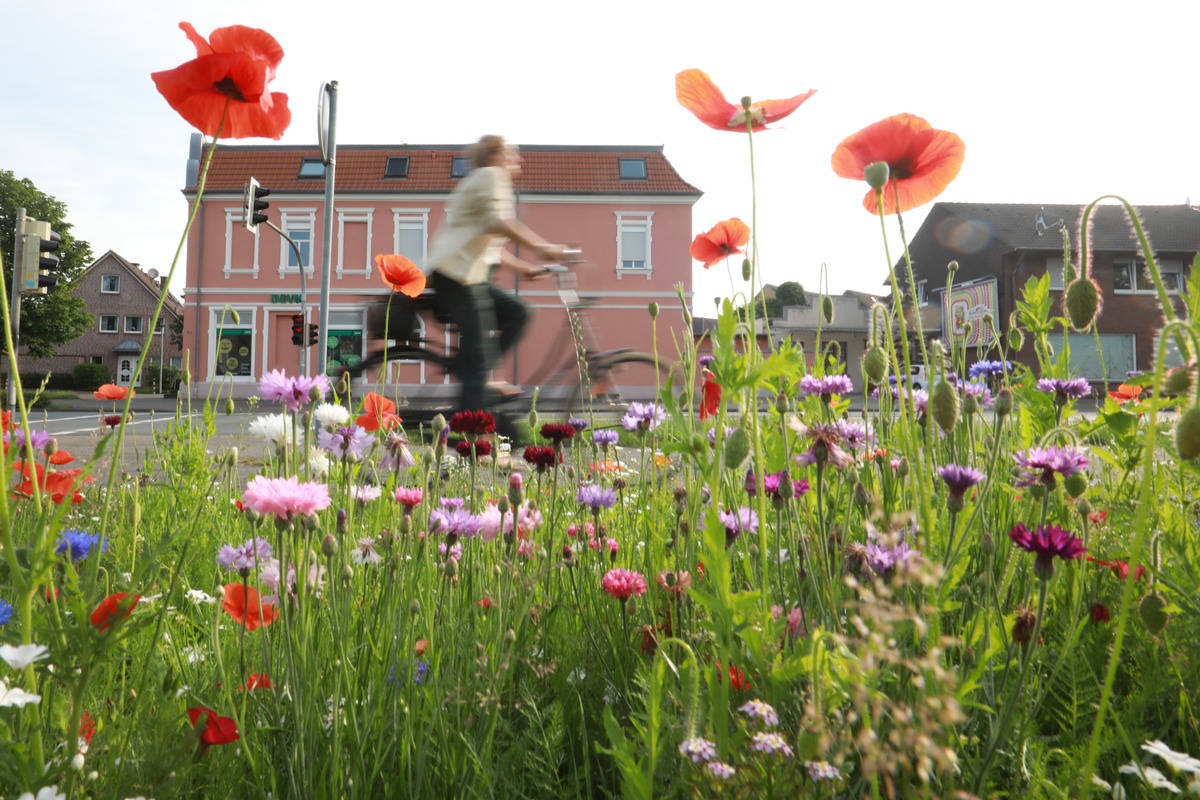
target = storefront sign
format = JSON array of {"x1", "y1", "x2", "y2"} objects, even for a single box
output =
[{"x1": 271, "y1": 294, "x2": 303, "y2": 303}]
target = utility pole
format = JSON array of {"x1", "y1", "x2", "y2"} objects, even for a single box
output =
[
  {"x1": 317, "y1": 81, "x2": 338, "y2": 377},
  {"x1": 7, "y1": 208, "x2": 26, "y2": 409}
]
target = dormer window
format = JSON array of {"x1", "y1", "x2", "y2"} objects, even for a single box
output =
[
  {"x1": 450, "y1": 157, "x2": 472, "y2": 178},
  {"x1": 385, "y1": 157, "x2": 410, "y2": 179},
  {"x1": 619, "y1": 158, "x2": 647, "y2": 180},
  {"x1": 298, "y1": 158, "x2": 325, "y2": 179}
]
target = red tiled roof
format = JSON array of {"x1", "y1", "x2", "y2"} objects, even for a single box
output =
[{"x1": 189, "y1": 144, "x2": 702, "y2": 196}]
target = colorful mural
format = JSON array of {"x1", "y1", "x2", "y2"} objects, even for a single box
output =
[{"x1": 942, "y1": 279, "x2": 998, "y2": 348}]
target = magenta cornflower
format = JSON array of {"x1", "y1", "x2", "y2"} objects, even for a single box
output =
[
  {"x1": 678, "y1": 737, "x2": 718, "y2": 763},
  {"x1": 1009, "y1": 523, "x2": 1087, "y2": 580},
  {"x1": 318, "y1": 425, "x2": 372, "y2": 460},
  {"x1": 217, "y1": 537, "x2": 274, "y2": 575},
  {"x1": 242, "y1": 476, "x2": 331, "y2": 522},
  {"x1": 910, "y1": 388, "x2": 929, "y2": 416},
  {"x1": 718, "y1": 506, "x2": 758, "y2": 547},
  {"x1": 429, "y1": 508, "x2": 483, "y2": 541},
  {"x1": 799, "y1": 374, "x2": 853, "y2": 399},
  {"x1": 749, "y1": 731, "x2": 794, "y2": 757},
  {"x1": 745, "y1": 469, "x2": 807, "y2": 500},
  {"x1": 1036, "y1": 377, "x2": 1092, "y2": 402},
  {"x1": 601, "y1": 568, "x2": 647, "y2": 601},
  {"x1": 788, "y1": 420, "x2": 854, "y2": 469},
  {"x1": 576, "y1": 483, "x2": 618, "y2": 510},
  {"x1": 1013, "y1": 446, "x2": 1089, "y2": 488},
  {"x1": 938, "y1": 464, "x2": 985, "y2": 511},
  {"x1": 739, "y1": 699, "x2": 779, "y2": 728},
  {"x1": 393, "y1": 486, "x2": 422, "y2": 510},
  {"x1": 605, "y1": 538, "x2": 619, "y2": 560}
]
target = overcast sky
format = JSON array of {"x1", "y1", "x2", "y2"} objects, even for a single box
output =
[{"x1": 3, "y1": 0, "x2": 1197, "y2": 316}]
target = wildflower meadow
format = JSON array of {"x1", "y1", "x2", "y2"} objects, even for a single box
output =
[{"x1": 3, "y1": 22, "x2": 1200, "y2": 800}]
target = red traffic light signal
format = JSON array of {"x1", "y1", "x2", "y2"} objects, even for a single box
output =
[{"x1": 290, "y1": 313, "x2": 304, "y2": 346}]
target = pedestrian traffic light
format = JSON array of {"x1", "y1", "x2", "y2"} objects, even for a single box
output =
[
  {"x1": 308, "y1": 323, "x2": 319, "y2": 348},
  {"x1": 19, "y1": 218, "x2": 62, "y2": 295},
  {"x1": 290, "y1": 313, "x2": 304, "y2": 346},
  {"x1": 242, "y1": 177, "x2": 271, "y2": 233}
]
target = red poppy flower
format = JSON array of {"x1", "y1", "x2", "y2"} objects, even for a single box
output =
[
  {"x1": 477, "y1": 596, "x2": 492, "y2": 610},
  {"x1": 0, "y1": 409, "x2": 10, "y2": 433},
  {"x1": 831, "y1": 113, "x2": 965, "y2": 215},
  {"x1": 93, "y1": 384, "x2": 131, "y2": 401},
  {"x1": 151, "y1": 22, "x2": 291, "y2": 140},
  {"x1": 690, "y1": 218, "x2": 750, "y2": 268},
  {"x1": 699, "y1": 369, "x2": 722, "y2": 420},
  {"x1": 356, "y1": 391, "x2": 401, "y2": 432},
  {"x1": 79, "y1": 711, "x2": 96, "y2": 750},
  {"x1": 242, "y1": 673, "x2": 272, "y2": 690},
  {"x1": 715, "y1": 659, "x2": 751, "y2": 691},
  {"x1": 187, "y1": 706, "x2": 241, "y2": 746},
  {"x1": 222, "y1": 583, "x2": 278, "y2": 631},
  {"x1": 376, "y1": 254, "x2": 427, "y2": 298},
  {"x1": 48, "y1": 449, "x2": 75, "y2": 465},
  {"x1": 1090, "y1": 602, "x2": 1111, "y2": 624},
  {"x1": 676, "y1": 69, "x2": 815, "y2": 133},
  {"x1": 414, "y1": 638, "x2": 430, "y2": 655},
  {"x1": 1107, "y1": 384, "x2": 1143, "y2": 405},
  {"x1": 90, "y1": 592, "x2": 141, "y2": 632},
  {"x1": 1086, "y1": 556, "x2": 1148, "y2": 582}
]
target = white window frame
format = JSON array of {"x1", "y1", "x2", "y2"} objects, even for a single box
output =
[
  {"x1": 154, "y1": 317, "x2": 165, "y2": 334},
  {"x1": 223, "y1": 209, "x2": 261, "y2": 278},
  {"x1": 615, "y1": 211, "x2": 653, "y2": 281},
  {"x1": 1046, "y1": 256, "x2": 1065, "y2": 291},
  {"x1": 124, "y1": 316, "x2": 144, "y2": 334},
  {"x1": 99, "y1": 315, "x2": 118, "y2": 334},
  {"x1": 278, "y1": 209, "x2": 317, "y2": 278},
  {"x1": 100, "y1": 274, "x2": 120, "y2": 294},
  {"x1": 208, "y1": 306, "x2": 257, "y2": 381},
  {"x1": 1113, "y1": 258, "x2": 1182, "y2": 295},
  {"x1": 392, "y1": 209, "x2": 430, "y2": 271},
  {"x1": 335, "y1": 209, "x2": 375, "y2": 278}
]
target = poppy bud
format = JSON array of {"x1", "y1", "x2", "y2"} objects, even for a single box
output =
[
  {"x1": 1076, "y1": 498, "x2": 1092, "y2": 517},
  {"x1": 528, "y1": 408, "x2": 539, "y2": 431},
  {"x1": 1065, "y1": 277, "x2": 1102, "y2": 332},
  {"x1": 1139, "y1": 591, "x2": 1169, "y2": 635},
  {"x1": 862, "y1": 346, "x2": 888, "y2": 385},
  {"x1": 410, "y1": 598, "x2": 421, "y2": 615},
  {"x1": 863, "y1": 161, "x2": 890, "y2": 191},
  {"x1": 225, "y1": 397, "x2": 235, "y2": 416},
  {"x1": 690, "y1": 433, "x2": 706, "y2": 455},
  {"x1": 227, "y1": 447, "x2": 239, "y2": 467},
  {"x1": 897, "y1": 457, "x2": 910, "y2": 477},
  {"x1": 322, "y1": 534, "x2": 338, "y2": 558},
  {"x1": 930, "y1": 380, "x2": 959, "y2": 433},
  {"x1": 742, "y1": 259, "x2": 752, "y2": 282},
  {"x1": 308, "y1": 384, "x2": 324, "y2": 403},
  {"x1": 1063, "y1": 473, "x2": 1088, "y2": 499},
  {"x1": 821, "y1": 296, "x2": 834, "y2": 325},
  {"x1": 980, "y1": 532, "x2": 995, "y2": 556},
  {"x1": 432, "y1": 413, "x2": 446, "y2": 435},
  {"x1": 724, "y1": 427, "x2": 751, "y2": 470},
  {"x1": 995, "y1": 387, "x2": 1013, "y2": 418},
  {"x1": 947, "y1": 260, "x2": 959, "y2": 274},
  {"x1": 182, "y1": 365, "x2": 191, "y2": 384},
  {"x1": 1007, "y1": 320, "x2": 1024, "y2": 351},
  {"x1": 1177, "y1": 406, "x2": 1200, "y2": 460},
  {"x1": 1164, "y1": 365, "x2": 1193, "y2": 395},
  {"x1": 647, "y1": 302, "x2": 659, "y2": 320}
]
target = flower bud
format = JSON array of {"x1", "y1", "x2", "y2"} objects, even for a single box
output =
[
  {"x1": 1177, "y1": 406, "x2": 1200, "y2": 460},
  {"x1": 1139, "y1": 591, "x2": 1169, "y2": 635},
  {"x1": 647, "y1": 302, "x2": 659, "y2": 320},
  {"x1": 1064, "y1": 277, "x2": 1102, "y2": 332},
  {"x1": 225, "y1": 397, "x2": 235, "y2": 416},
  {"x1": 1076, "y1": 498, "x2": 1092, "y2": 517},
  {"x1": 612, "y1": 476, "x2": 627, "y2": 491},
  {"x1": 341, "y1": 564, "x2": 353, "y2": 583},
  {"x1": 863, "y1": 161, "x2": 890, "y2": 191},
  {"x1": 740, "y1": 95, "x2": 752, "y2": 111},
  {"x1": 400, "y1": 513, "x2": 412, "y2": 536},
  {"x1": 1007, "y1": 325, "x2": 1024, "y2": 352},
  {"x1": 724, "y1": 427, "x2": 751, "y2": 470},
  {"x1": 853, "y1": 482, "x2": 869, "y2": 512},
  {"x1": 897, "y1": 457, "x2": 910, "y2": 478},
  {"x1": 994, "y1": 387, "x2": 1013, "y2": 418},
  {"x1": 963, "y1": 392, "x2": 979, "y2": 416},
  {"x1": 508, "y1": 472, "x2": 525, "y2": 506},
  {"x1": 410, "y1": 598, "x2": 421, "y2": 615},
  {"x1": 930, "y1": 380, "x2": 960, "y2": 433},
  {"x1": 336, "y1": 508, "x2": 348, "y2": 535},
  {"x1": 528, "y1": 407, "x2": 539, "y2": 431},
  {"x1": 431, "y1": 413, "x2": 446, "y2": 435},
  {"x1": 1063, "y1": 473, "x2": 1088, "y2": 499},
  {"x1": 504, "y1": 628, "x2": 516, "y2": 644},
  {"x1": 321, "y1": 534, "x2": 338, "y2": 558},
  {"x1": 741, "y1": 259, "x2": 752, "y2": 282},
  {"x1": 624, "y1": 597, "x2": 637, "y2": 615},
  {"x1": 779, "y1": 471, "x2": 796, "y2": 500},
  {"x1": 182, "y1": 365, "x2": 191, "y2": 384},
  {"x1": 946, "y1": 493, "x2": 965, "y2": 513},
  {"x1": 948, "y1": 260, "x2": 959, "y2": 274},
  {"x1": 980, "y1": 532, "x2": 995, "y2": 556},
  {"x1": 305, "y1": 514, "x2": 319, "y2": 533},
  {"x1": 443, "y1": 557, "x2": 458, "y2": 578},
  {"x1": 71, "y1": 753, "x2": 85, "y2": 771},
  {"x1": 821, "y1": 296, "x2": 834, "y2": 325},
  {"x1": 1164, "y1": 365, "x2": 1193, "y2": 395},
  {"x1": 862, "y1": 346, "x2": 889, "y2": 385},
  {"x1": 227, "y1": 446, "x2": 239, "y2": 467},
  {"x1": 308, "y1": 384, "x2": 324, "y2": 403},
  {"x1": 43, "y1": 437, "x2": 58, "y2": 456},
  {"x1": 775, "y1": 392, "x2": 790, "y2": 414}
]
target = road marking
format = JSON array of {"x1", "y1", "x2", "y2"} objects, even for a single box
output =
[{"x1": 54, "y1": 413, "x2": 199, "y2": 436}]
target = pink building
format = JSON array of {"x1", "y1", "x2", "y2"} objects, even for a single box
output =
[{"x1": 181, "y1": 141, "x2": 701, "y2": 402}]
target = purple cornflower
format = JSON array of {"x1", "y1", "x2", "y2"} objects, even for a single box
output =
[
  {"x1": 697, "y1": 354, "x2": 716, "y2": 369},
  {"x1": 799, "y1": 374, "x2": 854, "y2": 399},
  {"x1": 318, "y1": 425, "x2": 372, "y2": 460},
  {"x1": 679, "y1": 737, "x2": 718, "y2": 763},
  {"x1": 1009, "y1": 523, "x2": 1087, "y2": 580},
  {"x1": 910, "y1": 389, "x2": 929, "y2": 416},
  {"x1": 429, "y1": 508, "x2": 483, "y2": 541},
  {"x1": 864, "y1": 522, "x2": 921, "y2": 577},
  {"x1": 739, "y1": 699, "x2": 779, "y2": 728},
  {"x1": 958, "y1": 380, "x2": 994, "y2": 408},
  {"x1": 437, "y1": 541, "x2": 464, "y2": 560},
  {"x1": 592, "y1": 429, "x2": 619, "y2": 449},
  {"x1": 788, "y1": 420, "x2": 854, "y2": 469},
  {"x1": 1036, "y1": 377, "x2": 1092, "y2": 402},
  {"x1": 440, "y1": 497, "x2": 465, "y2": 510},
  {"x1": 1126, "y1": 370, "x2": 1144, "y2": 378},
  {"x1": 835, "y1": 419, "x2": 875, "y2": 451},
  {"x1": 968, "y1": 360, "x2": 1013, "y2": 381},
  {"x1": 216, "y1": 537, "x2": 274, "y2": 575},
  {"x1": 5, "y1": 427, "x2": 52, "y2": 452},
  {"x1": 745, "y1": 470, "x2": 807, "y2": 500},
  {"x1": 568, "y1": 418, "x2": 589, "y2": 433},
  {"x1": 806, "y1": 760, "x2": 842, "y2": 781},
  {"x1": 718, "y1": 507, "x2": 758, "y2": 547},
  {"x1": 1013, "y1": 446, "x2": 1089, "y2": 488},
  {"x1": 749, "y1": 731, "x2": 794, "y2": 757},
  {"x1": 56, "y1": 530, "x2": 107, "y2": 562},
  {"x1": 379, "y1": 430, "x2": 416, "y2": 473},
  {"x1": 621, "y1": 402, "x2": 665, "y2": 433},
  {"x1": 259, "y1": 369, "x2": 331, "y2": 413},
  {"x1": 938, "y1": 464, "x2": 985, "y2": 511},
  {"x1": 576, "y1": 483, "x2": 618, "y2": 510}
]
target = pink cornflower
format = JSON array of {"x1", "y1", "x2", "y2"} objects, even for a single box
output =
[
  {"x1": 788, "y1": 420, "x2": 854, "y2": 469},
  {"x1": 602, "y1": 568, "x2": 647, "y2": 601},
  {"x1": 393, "y1": 486, "x2": 423, "y2": 511},
  {"x1": 1009, "y1": 523, "x2": 1086, "y2": 581},
  {"x1": 1013, "y1": 446, "x2": 1089, "y2": 489},
  {"x1": 242, "y1": 476, "x2": 331, "y2": 523},
  {"x1": 606, "y1": 538, "x2": 619, "y2": 560}
]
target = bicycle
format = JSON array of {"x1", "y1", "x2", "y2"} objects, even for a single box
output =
[{"x1": 353, "y1": 251, "x2": 674, "y2": 423}]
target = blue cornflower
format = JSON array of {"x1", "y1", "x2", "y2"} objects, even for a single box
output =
[
  {"x1": 1036, "y1": 377, "x2": 1092, "y2": 402},
  {"x1": 576, "y1": 483, "x2": 618, "y2": 510},
  {"x1": 56, "y1": 530, "x2": 107, "y2": 562},
  {"x1": 593, "y1": 429, "x2": 619, "y2": 448},
  {"x1": 0, "y1": 599, "x2": 13, "y2": 627},
  {"x1": 968, "y1": 360, "x2": 1013, "y2": 381},
  {"x1": 568, "y1": 418, "x2": 589, "y2": 433}
]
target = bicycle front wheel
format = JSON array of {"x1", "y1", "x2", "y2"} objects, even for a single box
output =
[{"x1": 564, "y1": 352, "x2": 676, "y2": 415}]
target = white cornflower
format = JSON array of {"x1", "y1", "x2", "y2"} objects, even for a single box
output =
[
  {"x1": 351, "y1": 537, "x2": 383, "y2": 566},
  {"x1": 0, "y1": 680, "x2": 42, "y2": 708},
  {"x1": 313, "y1": 402, "x2": 350, "y2": 429},
  {"x1": 249, "y1": 413, "x2": 294, "y2": 447},
  {"x1": 309, "y1": 447, "x2": 330, "y2": 478},
  {"x1": 0, "y1": 643, "x2": 50, "y2": 670},
  {"x1": 185, "y1": 589, "x2": 216, "y2": 605}
]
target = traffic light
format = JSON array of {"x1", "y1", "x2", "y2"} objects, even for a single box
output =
[
  {"x1": 19, "y1": 218, "x2": 62, "y2": 295},
  {"x1": 290, "y1": 313, "x2": 304, "y2": 346},
  {"x1": 242, "y1": 177, "x2": 271, "y2": 232},
  {"x1": 307, "y1": 323, "x2": 319, "y2": 348}
]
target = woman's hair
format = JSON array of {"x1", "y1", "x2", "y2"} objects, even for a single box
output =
[{"x1": 469, "y1": 135, "x2": 507, "y2": 170}]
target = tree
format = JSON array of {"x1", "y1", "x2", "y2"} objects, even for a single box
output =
[
  {"x1": 0, "y1": 170, "x2": 93, "y2": 358},
  {"x1": 774, "y1": 281, "x2": 808, "y2": 309}
]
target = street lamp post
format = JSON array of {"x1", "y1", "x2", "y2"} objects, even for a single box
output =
[{"x1": 158, "y1": 323, "x2": 164, "y2": 393}]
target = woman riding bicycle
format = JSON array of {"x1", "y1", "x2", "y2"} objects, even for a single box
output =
[{"x1": 424, "y1": 135, "x2": 571, "y2": 411}]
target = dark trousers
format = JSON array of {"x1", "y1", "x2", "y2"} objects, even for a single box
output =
[{"x1": 431, "y1": 271, "x2": 529, "y2": 412}]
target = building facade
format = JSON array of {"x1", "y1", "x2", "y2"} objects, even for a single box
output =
[
  {"x1": 772, "y1": 290, "x2": 886, "y2": 389},
  {"x1": 181, "y1": 140, "x2": 701, "y2": 400},
  {"x1": 19, "y1": 250, "x2": 184, "y2": 387}
]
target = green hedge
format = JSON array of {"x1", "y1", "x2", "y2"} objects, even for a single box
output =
[{"x1": 72, "y1": 362, "x2": 110, "y2": 391}]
